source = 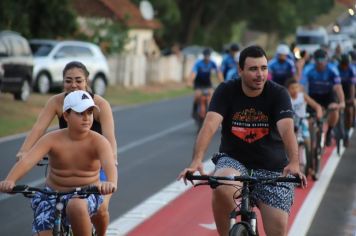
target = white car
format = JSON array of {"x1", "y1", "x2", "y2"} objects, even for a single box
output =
[
  {"x1": 30, "y1": 40, "x2": 110, "y2": 96},
  {"x1": 328, "y1": 33, "x2": 354, "y2": 54}
]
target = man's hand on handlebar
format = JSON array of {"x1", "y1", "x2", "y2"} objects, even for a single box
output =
[{"x1": 177, "y1": 161, "x2": 206, "y2": 185}]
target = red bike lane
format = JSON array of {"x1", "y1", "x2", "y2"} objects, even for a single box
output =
[{"x1": 127, "y1": 146, "x2": 334, "y2": 236}]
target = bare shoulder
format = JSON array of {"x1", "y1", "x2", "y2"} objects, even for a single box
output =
[
  {"x1": 93, "y1": 94, "x2": 111, "y2": 109},
  {"x1": 90, "y1": 131, "x2": 111, "y2": 148},
  {"x1": 46, "y1": 93, "x2": 65, "y2": 115}
]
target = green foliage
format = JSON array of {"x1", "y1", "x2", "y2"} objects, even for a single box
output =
[
  {"x1": 76, "y1": 19, "x2": 129, "y2": 55},
  {"x1": 0, "y1": 0, "x2": 77, "y2": 38},
  {"x1": 146, "y1": 0, "x2": 334, "y2": 49}
]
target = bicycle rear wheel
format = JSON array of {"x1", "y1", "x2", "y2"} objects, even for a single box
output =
[
  {"x1": 229, "y1": 223, "x2": 250, "y2": 236},
  {"x1": 311, "y1": 128, "x2": 322, "y2": 181},
  {"x1": 299, "y1": 143, "x2": 310, "y2": 177}
]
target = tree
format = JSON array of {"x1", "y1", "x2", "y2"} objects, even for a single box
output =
[
  {"x1": 0, "y1": 0, "x2": 77, "y2": 39},
  {"x1": 143, "y1": 0, "x2": 334, "y2": 50}
]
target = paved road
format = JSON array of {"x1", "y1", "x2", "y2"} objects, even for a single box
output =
[
  {"x1": 0, "y1": 95, "x2": 355, "y2": 235},
  {"x1": 308, "y1": 132, "x2": 356, "y2": 236},
  {"x1": 0, "y1": 95, "x2": 220, "y2": 235}
]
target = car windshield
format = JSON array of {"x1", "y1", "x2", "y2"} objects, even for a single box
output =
[
  {"x1": 30, "y1": 43, "x2": 54, "y2": 56},
  {"x1": 296, "y1": 36, "x2": 325, "y2": 45}
]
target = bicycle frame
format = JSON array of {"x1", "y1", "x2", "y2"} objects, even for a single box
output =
[
  {"x1": 187, "y1": 173, "x2": 301, "y2": 236},
  {"x1": 10, "y1": 185, "x2": 99, "y2": 236},
  {"x1": 229, "y1": 180, "x2": 258, "y2": 235}
]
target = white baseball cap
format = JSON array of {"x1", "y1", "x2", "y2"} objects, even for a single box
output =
[
  {"x1": 63, "y1": 90, "x2": 100, "y2": 113},
  {"x1": 276, "y1": 44, "x2": 290, "y2": 55}
]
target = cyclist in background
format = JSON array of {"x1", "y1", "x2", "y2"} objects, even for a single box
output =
[
  {"x1": 0, "y1": 90, "x2": 117, "y2": 236},
  {"x1": 179, "y1": 45, "x2": 306, "y2": 236},
  {"x1": 302, "y1": 49, "x2": 345, "y2": 146},
  {"x1": 337, "y1": 54, "x2": 356, "y2": 147},
  {"x1": 268, "y1": 44, "x2": 297, "y2": 86},
  {"x1": 220, "y1": 43, "x2": 240, "y2": 80},
  {"x1": 286, "y1": 78, "x2": 322, "y2": 175},
  {"x1": 188, "y1": 48, "x2": 223, "y2": 118}
]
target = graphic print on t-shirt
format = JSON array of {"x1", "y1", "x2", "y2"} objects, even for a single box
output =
[{"x1": 231, "y1": 108, "x2": 269, "y2": 143}]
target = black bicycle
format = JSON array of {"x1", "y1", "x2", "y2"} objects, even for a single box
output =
[
  {"x1": 293, "y1": 115, "x2": 311, "y2": 177},
  {"x1": 308, "y1": 112, "x2": 325, "y2": 180},
  {"x1": 10, "y1": 185, "x2": 100, "y2": 236},
  {"x1": 186, "y1": 173, "x2": 301, "y2": 236},
  {"x1": 334, "y1": 109, "x2": 345, "y2": 155}
]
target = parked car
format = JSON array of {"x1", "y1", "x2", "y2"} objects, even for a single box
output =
[
  {"x1": 295, "y1": 26, "x2": 328, "y2": 54},
  {"x1": 0, "y1": 31, "x2": 33, "y2": 101},
  {"x1": 29, "y1": 40, "x2": 110, "y2": 96},
  {"x1": 328, "y1": 33, "x2": 353, "y2": 54}
]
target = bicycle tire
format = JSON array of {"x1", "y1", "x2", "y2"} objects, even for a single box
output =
[
  {"x1": 298, "y1": 144, "x2": 308, "y2": 176},
  {"x1": 312, "y1": 128, "x2": 322, "y2": 181},
  {"x1": 229, "y1": 223, "x2": 250, "y2": 236}
]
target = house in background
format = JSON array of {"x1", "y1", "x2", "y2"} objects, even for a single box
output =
[{"x1": 72, "y1": 0, "x2": 161, "y2": 56}]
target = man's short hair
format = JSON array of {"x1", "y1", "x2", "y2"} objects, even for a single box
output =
[{"x1": 238, "y1": 45, "x2": 267, "y2": 70}]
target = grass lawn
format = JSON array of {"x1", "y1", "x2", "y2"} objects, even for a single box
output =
[{"x1": 0, "y1": 82, "x2": 192, "y2": 138}]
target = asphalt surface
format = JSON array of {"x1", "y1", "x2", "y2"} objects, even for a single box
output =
[
  {"x1": 0, "y1": 95, "x2": 220, "y2": 236},
  {"x1": 0, "y1": 94, "x2": 355, "y2": 235},
  {"x1": 308, "y1": 131, "x2": 356, "y2": 236}
]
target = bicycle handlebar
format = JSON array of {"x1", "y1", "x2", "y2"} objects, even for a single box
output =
[
  {"x1": 10, "y1": 185, "x2": 100, "y2": 197},
  {"x1": 186, "y1": 173, "x2": 301, "y2": 184}
]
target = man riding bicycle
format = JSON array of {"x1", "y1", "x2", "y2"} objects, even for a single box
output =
[
  {"x1": 268, "y1": 44, "x2": 297, "y2": 86},
  {"x1": 302, "y1": 49, "x2": 345, "y2": 146},
  {"x1": 188, "y1": 48, "x2": 223, "y2": 119},
  {"x1": 337, "y1": 53, "x2": 356, "y2": 146},
  {"x1": 220, "y1": 43, "x2": 240, "y2": 80},
  {"x1": 179, "y1": 45, "x2": 307, "y2": 236}
]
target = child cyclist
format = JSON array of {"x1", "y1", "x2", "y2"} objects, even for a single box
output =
[
  {"x1": 0, "y1": 90, "x2": 118, "y2": 236},
  {"x1": 286, "y1": 78, "x2": 322, "y2": 174}
]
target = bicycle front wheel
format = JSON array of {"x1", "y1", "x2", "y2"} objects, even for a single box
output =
[{"x1": 230, "y1": 223, "x2": 250, "y2": 236}]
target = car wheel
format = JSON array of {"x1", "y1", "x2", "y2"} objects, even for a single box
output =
[
  {"x1": 36, "y1": 72, "x2": 51, "y2": 94},
  {"x1": 14, "y1": 80, "x2": 31, "y2": 101},
  {"x1": 92, "y1": 75, "x2": 107, "y2": 96}
]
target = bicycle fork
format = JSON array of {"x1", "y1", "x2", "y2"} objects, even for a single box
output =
[
  {"x1": 53, "y1": 196, "x2": 65, "y2": 236},
  {"x1": 230, "y1": 184, "x2": 257, "y2": 235}
]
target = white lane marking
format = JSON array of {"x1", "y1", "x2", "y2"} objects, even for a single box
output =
[
  {"x1": 117, "y1": 120, "x2": 193, "y2": 154},
  {"x1": 0, "y1": 120, "x2": 194, "y2": 203},
  {"x1": 111, "y1": 132, "x2": 352, "y2": 236},
  {"x1": 289, "y1": 129, "x2": 353, "y2": 236},
  {"x1": 109, "y1": 161, "x2": 215, "y2": 236},
  {"x1": 199, "y1": 223, "x2": 217, "y2": 230}
]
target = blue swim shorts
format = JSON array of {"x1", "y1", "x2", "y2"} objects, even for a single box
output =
[{"x1": 31, "y1": 186, "x2": 103, "y2": 234}]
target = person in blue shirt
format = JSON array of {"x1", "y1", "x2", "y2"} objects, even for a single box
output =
[
  {"x1": 188, "y1": 48, "x2": 223, "y2": 117},
  {"x1": 337, "y1": 54, "x2": 356, "y2": 146},
  {"x1": 304, "y1": 49, "x2": 345, "y2": 146},
  {"x1": 268, "y1": 44, "x2": 296, "y2": 86},
  {"x1": 220, "y1": 43, "x2": 239, "y2": 80},
  {"x1": 225, "y1": 56, "x2": 240, "y2": 81}
]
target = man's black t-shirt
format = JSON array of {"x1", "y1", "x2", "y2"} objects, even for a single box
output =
[{"x1": 209, "y1": 79, "x2": 294, "y2": 171}]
